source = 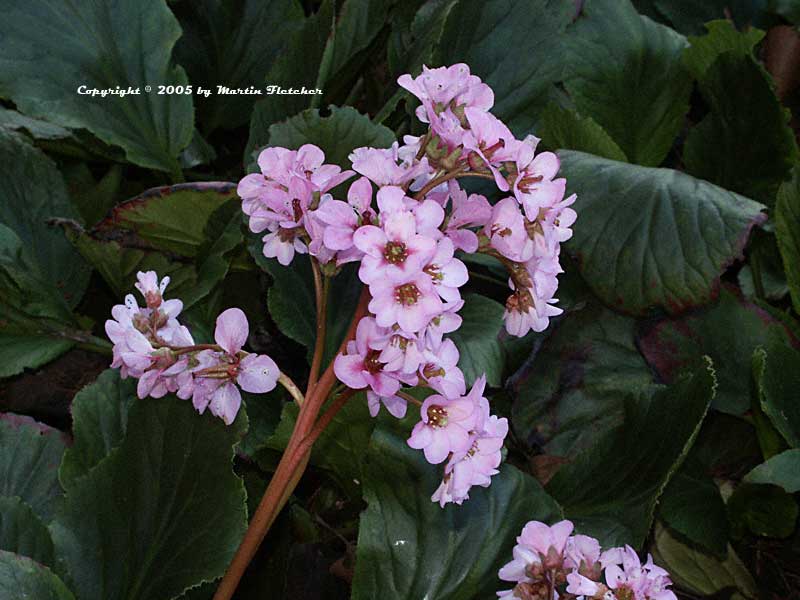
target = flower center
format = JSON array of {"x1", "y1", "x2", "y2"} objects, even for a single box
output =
[
  {"x1": 424, "y1": 263, "x2": 443, "y2": 281},
  {"x1": 423, "y1": 363, "x2": 445, "y2": 379},
  {"x1": 394, "y1": 283, "x2": 420, "y2": 306},
  {"x1": 427, "y1": 404, "x2": 448, "y2": 428},
  {"x1": 518, "y1": 173, "x2": 543, "y2": 192},
  {"x1": 384, "y1": 241, "x2": 408, "y2": 264},
  {"x1": 364, "y1": 349, "x2": 383, "y2": 374}
]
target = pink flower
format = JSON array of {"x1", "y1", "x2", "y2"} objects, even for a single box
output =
[
  {"x1": 443, "y1": 184, "x2": 492, "y2": 253},
  {"x1": 566, "y1": 571, "x2": 601, "y2": 596},
  {"x1": 354, "y1": 208, "x2": 436, "y2": 285},
  {"x1": 312, "y1": 177, "x2": 375, "y2": 264},
  {"x1": 407, "y1": 376, "x2": 486, "y2": 464},
  {"x1": 420, "y1": 338, "x2": 465, "y2": 397},
  {"x1": 424, "y1": 237, "x2": 468, "y2": 302},
  {"x1": 485, "y1": 197, "x2": 533, "y2": 262},
  {"x1": 518, "y1": 520, "x2": 574, "y2": 566},
  {"x1": 368, "y1": 273, "x2": 444, "y2": 334},
  {"x1": 462, "y1": 108, "x2": 514, "y2": 190},
  {"x1": 349, "y1": 143, "x2": 431, "y2": 186},
  {"x1": 423, "y1": 299, "x2": 463, "y2": 348},
  {"x1": 502, "y1": 139, "x2": 565, "y2": 215},
  {"x1": 333, "y1": 317, "x2": 403, "y2": 399}
]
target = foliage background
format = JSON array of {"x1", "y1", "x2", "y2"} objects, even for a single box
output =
[{"x1": 1, "y1": 0, "x2": 800, "y2": 598}]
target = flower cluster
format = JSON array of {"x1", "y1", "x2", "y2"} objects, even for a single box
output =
[
  {"x1": 236, "y1": 63, "x2": 576, "y2": 505},
  {"x1": 105, "y1": 271, "x2": 279, "y2": 424},
  {"x1": 498, "y1": 520, "x2": 677, "y2": 600}
]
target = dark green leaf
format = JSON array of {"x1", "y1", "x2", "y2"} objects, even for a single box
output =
[
  {"x1": 546, "y1": 359, "x2": 716, "y2": 547},
  {"x1": 175, "y1": 0, "x2": 305, "y2": 132},
  {"x1": 434, "y1": 0, "x2": 573, "y2": 134},
  {"x1": 448, "y1": 294, "x2": 505, "y2": 387},
  {"x1": 0, "y1": 130, "x2": 89, "y2": 307},
  {"x1": 562, "y1": 0, "x2": 692, "y2": 166},
  {"x1": 727, "y1": 482, "x2": 798, "y2": 538},
  {"x1": 658, "y1": 457, "x2": 729, "y2": 555},
  {"x1": 0, "y1": 0, "x2": 193, "y2": 173},
  {"x1": 511, "y1": 303, "x2": 652, "y2": 458},
  {"x1": 561, "y1": 151, "x2": 766, "y2": 316},
  {"x1": 756, "y1": 337, "x2": 800, "y2": 448},
  {"x1": 263, "y1": 105, "x2": 396, "y2": 170},
  {"x1": 0, "y1": 551, "x2": 75, "y2": 600},
  {"x1": 650, "y1": 523, "x2": 758, "y2": 599},
  {"x1": 775, "y1": 169, "x2": 800, "y2": 315},
  {"x1": 50, "y1": 398, "x2": 248, "y2": 600},
  {"x1": 0, "y1": 414, "x2": 67, "y2": 522},
  {"x1": 744, "y1": 449, "x2": 800, "y2": 492},
  {"x1": 0, "y1": 496, "x2": 54, "y2": 567},
  {"x1": 0, "y1": 107, "x2": 72, "y2": 141},
  {"x1": 537, "y1": 104, "x2": 628, "y2": 161},
  {"x1": 683, "y1": 52, "x2": 799, "y2": 206},
  {"x1": 682, "y1": 19, "x2": 764, "y2": 81},
  {"x1": 351, "y1": 415, "x2": 562, "y2": 600},
  {"x1": 638, "y1": 286, "x2": 796, "y2": 415},
  {"x1": 59, "y1": 370, "x2": 136, "y2": 490}
]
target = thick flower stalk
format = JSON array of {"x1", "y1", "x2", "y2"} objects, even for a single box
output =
[
  {"x1": 497, "y1": 520, "x2": 678, "y2": 600},
  {"x1": 105, "y1": 63, "x2": 578, "y2": 600}
]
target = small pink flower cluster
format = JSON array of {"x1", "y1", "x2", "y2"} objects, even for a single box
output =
[
  {"x1": 498, "y1": 520, "x2": 677, "y2": 600},
  {"x1": 105, "y1": 271, "x2": 278, "y2": 424},
  {"x1": 236, "y1": 63, "x2": 577, "y2": 505}
]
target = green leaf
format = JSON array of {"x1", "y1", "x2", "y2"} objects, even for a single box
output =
[
  {"x1": 771, "y1": 0, "x2": 800, "y2": 23},
  {"x1": 175, "y1": 0, "x2": 305, "y2": 132},
  {"x1": 0, "y1": 130, "x2": 89, "y2": 308},
  {"x1": 651, "y1": 523, "x2": 758, "y2": 599},
  {"x1": 448, "y1": 294, "x2": 505, "y2": 387},
  {"x1": 511, "y1": 303, "x2": 653, "y2": 458},
  {"x1": 683, "y1": 52, "x2": 799, "y2": 205},
  {"x1": 638, "y1": 286, "x2": 796, "y2": 415},
  {"x1": 434, "y1": 0, "x2": 573, "y2": 134},
  {"x1": 756, "y1": 337, "x2": 800, "y2": 448},
  {"x1": 658, "y1": 457, "x2": 729, "y2": 555},
  {"x1": 0, "y1": 414, "x2": 67, "y2": 523},
  {"x1": 0, "y1": 106, "x2": 72, "y2": 141},
  {"x1": 59, "y1": 370, "x2": 136, "y2": 490},
  {"x1": 650, "y1": 1, "x2": 736, "y2": 35},
  {"x1": 351, "y1": 415, "x2": 562, "y2": 600},
  {"x1": 261, "y1": 105, "x2": 396, "y2": 170},
  {"x1": 0, "y1": 0, "x2": 193, "y2": 173},
  {"x1": 546, "y1": 359, "x2": 716, "y2": 547},
  {"x1": 63, "y1": 163, "x2": 124, "y2": 227},
  {"x1": 775, "y1": 169, "x2": 800, "y2": 315},
  {"x1": 560, "y1": 150, "x2": 766, "y2": 316},
  {"x1": 744, "y1": 449, "x2": 800, "y2": 492},
  {"x1": 682, "y1": 20, "x2": 765, "y2": 81},
  {"x1": 562, "y1": 0, "x2": 692, "y2": 166},
  {"x1": 727, "y1": 482, "x2": 798, "y2": 538},
  {"x1": 50, "y1": 398, "x2": 248, "y2": 600},
  {"x1": 0, "y1": 551, "x2": 75, "y2": 600},
  {"x1": 0, "y1": 496, "x2": 55, "y2": 567},
  {"x1": 537, "y1": 104, "x2": 628, "y2": 162}
]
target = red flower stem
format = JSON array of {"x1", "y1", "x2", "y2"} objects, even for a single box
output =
[
  {"x1": 412, "y1": 169, "x2": 495, "y2": 201},
  {"x1": 306, "y1": 257, "x2": 328, "y2": 396},
  {"x1": 212, "y1": 287, "x2": 369, "y2": 600}
]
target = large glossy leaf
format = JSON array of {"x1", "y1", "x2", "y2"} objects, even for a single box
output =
[
  {"x1": 683, "y1": 51, "x2": 799, "y2": 206},
  {"x1": 50, "y1": 398, "x2": 248, "y2": 600},
  {"x1": 546, "y1": 359, "x2": 716, "y2": 547},
  {"x1": 0, "y1": 414, "x2": 67, "y2": 523},
  {"x1": 0, "y1": 130, "x2": 88, "y2": 307},
  {"x1": 260, "y1": 105, "x2": 396, "y2": 170},
  {"x1": 175, "y1": 0, "x2": 305, "y2": 132},
  {"x1": 775, "y1": 170, "x2": 800, "y2": 315},
  {"x1": 638, "y1": 286, "x2": 797, "y2": 415},
  {"x1": 0, "y1": 551, "x2": 75, "y2": 600},
  {"x1": 351, "y1": 415, "x2": 562, "y2": 600},
  {"x1": 511, "y1": 303, "x2": 652, "y2": 458},
  {"x1": 448, "y1": 294, "x2": 505, "y2": 387},
  {"x1": 537, "y1": 104, "x2": 628, "y2": 161},
  {"x1": 727, "y1": 482, "x2": 798, "y2": 538},
  {"x1": 561, "y1": 0, "x2": 691, "y2": 166},
  {"x1": 0, "y1": 496, "x2": 54, "y2": 567},
  {"x1": 560, "y1": 151, "x2": 766, "y2": 316},
  {"x1": 434, "y1": 0, "x2": 573, "y2": 134},
  {"x1": 651, "y1": 524, "x2": 758, "y2": 600},
  {"x1": 0, "y1": 0, "x2": 193, "y2": 174},
  {"x1": 59, "y1": 370, "x2": 136, "y2": 490}
]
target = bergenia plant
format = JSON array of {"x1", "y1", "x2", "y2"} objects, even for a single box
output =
[{"x1": 102, "y1": 64, "x2": 675, "y2": 600}]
